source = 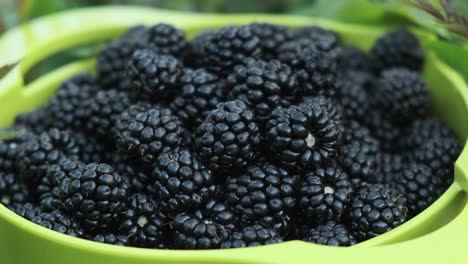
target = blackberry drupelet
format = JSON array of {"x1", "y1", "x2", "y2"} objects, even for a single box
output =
[
  {"x1": 375, "y1": 68, "x2": 429, "y2": 123},
  {"x1": 348, "y1": 183, "x2": 408, "y2": 241},
  {"x1": 92, "y1": 233, "x2": 130, "y2": 246},
  {"x1": 370, "y1": 29, "x2": 424, "y2": 73},
  {"x1": 115, "y1": 103, "x2": 185, "y2": 165},
  {"x1": 146, "y1": 23, "x2": 187, "y2": 57},
  {"x1": 227, "y1": 58, "x2": 297, "y2": 126},
  {"x1": 225, "y1": 162, "x2": 299, "y2": 235},
  {"x1": 8, "y1": 202, "x2": 41, "y2": 220},
  {"x1": 32, "y1": 210, "x2": 84, "y2": 237},
  {"x1": 169, "y1": 68, "x2": 225, "y2": 128},
  {"x1": 195, "y1": 100, "x2": 261, "y2": 172},
  {"x1": 119, "y1": 194, "x2": 169, "y2": 248},
  {"x1": 303, "y1": 221, "x2": 356, "y2": 246},
  {"x1": 153, "y1": 148, "x2": 217, "y2": 217},
  {"x1": 85, "y1": 89, "x2": 132, "y2": 138},
  {"x1": 265, "y1": 102, "x2": 341, "y2": 170},
  {"x1": 248, "y1": 22, "x2": 291, "y2": 59},
  {"x1": 37, "y1": 158, "x2": 83, "y2": 212},
  {"x1": 0, "y1": 172, "x2": 29, "y2": 206},
  {"x1": 340, "y1": 46, "x2": 371, "y2": 72},
  {"x1": 292, "y1": 26, "x2": 342, "y2": 61},
  {"x1": 172, "y1": 199, "x2": 237, "y2": 249},
  {"x1": 127, "y1": 49, "x2": 183, "y2": 100},
  {"x1": 18, "y1": 128, "x2": 80, "y2": 186},
  {"x1": 55, "y1": 163, "x2": 129, "y2": 231},
  {"x1": 298, "y1": 167, "x2": 353, "y2": 224},
  {"x1": 394, "y1": 163, "x2": 442, "y2": 216},
  {"x1": 221, "y1": 223, "x2": 283, "y2": 248},
  {"x1": 373, "y1": 153, "x2": 404, "y2": 185}
]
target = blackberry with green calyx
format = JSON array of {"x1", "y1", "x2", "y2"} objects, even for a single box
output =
[
  {"x1": 0, "y1": 172, "x2": 29, "y2": 206},
  {"x1": 292, "y1": 26, "x2": 342, "y2": 61},
  {"x1": 85, "y1": 89, "x2": 132, "y2": 138},
  {"x1": 127, "y1": 49, "x2": 183, "y2": 100},
  {"x1": 32, "y1": 210, "x2": 84, "y2": 237},
  {"x1": 91, "y1": 233, "x2": 130, "y2": 246},
  {"x1": 172, "y1": 199, "x2": 237, "y2": 249},
  {"x1": 146, "y1": 23, "x2": 187, "y2": 57},
  {"x1": 348, "y1": 183, "x2": 408, "y2": 241},
  {"x1": 115, "y1": 103, "x2": 185, "y2": 165},
  {"x1": 340, "y1": 46, "x2": 371, "y2": 72},
  {"x1": 370, "y1": 29, "x2": 424, "y2": 73},
  {"x1": 153, "y1": 148, "x2": 217, "y2": 217},
  {"x1": 303, "y1": 221, "x2": 356, "y2": 246},
  {"x1": 265, "y1": 102, "x2": 341, "y2": 170},
  {"x1": 375, "y1": 68, "x2": 429, "y2": 123},
  {"x1": 8, "y1": 202, "x2": 41, "y2": 221},
  {"x1": 298, "y1": 166, "x2": 353, "y2": 224},
  {"x1": 119, "y1": 194, "x2": 169, "y2": 248},
  {"x1": 225, "y1": 162, "x2": 298, "y2": 235},
  {"x1": 394, "y1": 163, "x2": 442, "y2": 216},
  {"x1": 169, "y1": 68, "x2": 225, "y2": 128},
  {"x1": 55, "y1": 163, "x2": 129, "y2": 231},
  {"x1": 248, "y1": 22, "x2": 290, "y2": 59},
  {"x1": 221, "y1": 223, "x2": 283, "y2": 248},
  {"x1": 195, "y1": 100, "x2": 261, "y2": 172},
  {"x1": 373, "y1": 153, "x2": 404, "y2": 185}
]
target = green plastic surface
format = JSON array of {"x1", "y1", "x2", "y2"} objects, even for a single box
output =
[{"x1": 0, "y1": 6, "x2": 468, "y2": 264}]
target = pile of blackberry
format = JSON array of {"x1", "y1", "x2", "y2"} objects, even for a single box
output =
[{"x1": 0, "y1": 23, "x2": 461, "y2": 249}]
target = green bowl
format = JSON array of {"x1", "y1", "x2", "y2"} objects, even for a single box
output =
[{"x1": 1, "y1": 6, "x2": 468, "y2": 264}]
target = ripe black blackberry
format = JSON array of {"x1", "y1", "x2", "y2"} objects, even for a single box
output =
[
  {"x1": 37, "y1": 158, "x2": 83, "y2": 212},
  {"x1": 119, "y1": 194, "x2": 169, "y2": 248},
  {"x1": 73, "y1": 132, "x2": 113, "y2": 164},
  {"x1": 184, "y1": 30, "x2": 216, "y2": 68},
  {"x1": 265, "y1": 102, "x2": 341, "y2": 170},
  {"x1": 348, "y1": 184, "x2": 408, "y2": 241},
  {"x1": 221, "y1": 223, "x2": 283, "y2": 248},
  {"x1": 303, "y1": 221, "x2": 356, "y2": 247},
  {"x1": 227, "y1": 58, "x2": 298, "y2": 126},
  {"x1": 298, "y1": 167, "x2": 353, "y2": 224},
  {"x1": 370, "y1": 29, "x2": 424, "y2": 73},
  {"x1": 340, "y1": 45, "x2": 371, "y2": 72},
  {"x1": 18, "y1": 128, "x2": 80, "y2": 186},
  {"x1": 195, "y1": 100, "x2": 261, "y2": 172},
  {"x1": 0, "y1": 172, "x2": 29, "y2": 206},
  {"x1": 8, "y1": 202, "x2": 41, "y2": 220},
  {"x1": 373, "y1": 153, "x2": 404, "y2": 185},
  {"x1": 84, "y1": 89, "x2": 132, "y2": 138},
  {"x1": 153, "y1": 148, "x2": 217, "y2": 217},
  {"x1": 111, "y1": 154, "x2": 154, "y2": 194},
  {"x1": 115, "y1": 103, "x2": 185, "y2": 165},
  {"x1": 91, "y1": 233, "x2": 130, "y2": 246},
  {"x1": 394, "y1": 163, "x2": 442, "y2": 216},
  {"x1": 248, "y1": 22, "x2": 291, "y2": 59},
  {"x1": 225, "y1": 162, "x2": 299, "y2": 235},
  {"x1": 54, "y1": 163, "x2": 129, "y2": 231},
  {"x1": 335, "y1": 75, "x2": 369, "y2": 122},
  {"x1": 195, "y1": 25, "x2": 262, "y2": 74},
  {"x1": 14, "y1": 109, "x2": 48, "y2": 133},
  {"x1": 169, "y1": 68, "x2": 225, "y2": 128},
  {"x1": 0, "y1": 130, "x2": 28, "y2": 173},
  {"x1": 146, "y1": 23, "x2": 187, "y2": 57},
  {"x1": 32, "y1": 210, "x2": 84, "y2": 237},
  {"x1": 362, "y1": 110, "x2": 403, "y2": 152},
  {"x1": 292, "y1": 26, "x2": 342, "y2": 61},
  {"x1": 375, "y1": 68, "x2": 429, "y2": 123},
  {"x1": 127, "y1": 49, "x2": 183, "y2": 100},
  {"x1": 400, "y1": 117, "x2": 454, "y2": 151},
  {"x1": 172, "y1": 199, "x2": 237, "y2": 249}
]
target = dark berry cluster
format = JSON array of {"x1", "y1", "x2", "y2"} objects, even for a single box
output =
[{"x1": 1, "y1": 23, "x2": 461, "y2": 250}]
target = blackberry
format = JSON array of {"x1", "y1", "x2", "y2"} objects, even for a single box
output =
[
  {"x1": 85, "y1": 89, "x2": 132, "y2": 138},
  {"x1": 32, "y1": 210, "x2": 84, "y2": 237},
  {"x1": 394, "y1": 163, "x2": 442, "y2": 216},
  {"x1": 0, "y1": 130, "x2": 27, "y2": 173},
  {"x1": 298, "y1": 167, "x2": 353, "y2": 224},
  {"x1": 97, "y1": 39, "x2": 144, "y2": 90},
  {"x1": 348, "y1": 183, "x2": 408, "y2": 241},
  {"x1": 375, "y1": 69, "x2": 429, "y2": 123},
  {"x1": 74, "y1": 132, "x2": 113, "y2": 164},
  {"x1": 121, "y1": 25, "x2": 148, "y2": 43},
  {"x1": 340, "y1": 46, "x2": 371, "y2": 72},
  {"x1": 54, "y1": 163, "x2": 129, "y2": 231},
  {"x1": 14, "y1": 109, "x2": 48, "y2": 133},
  {"x1": 195, "y1": 100, "x2": 261, "y2": 172},
  {"x1": 225, "y1": 162, "x2": 298, "y2": 235},
  {"x1": 400, "y1": 117, "x2": 454, "y2": 150},
  {"x1": 115, "y1": 103, "x2": 185, "y2": 165},
  {"x1": 335, "y1": 75, "x2": 369, "y2": 123},
  {"x1": 119, "y1": 194, "x2": 169, "y2": 248},
  {"x1": 373, "y1": 153, "x2": 404, "y2": 185},
  {"x1": 227, "y1": 58, "x2": 298, "y2": 126},
  {"x1": 18, "y1": 129, "x2": 80, "y2": 186},
  {"x1": 265, "y1": 102, "x2": 341, "y2": 170},
  {"x1": 185, "y1": 30, "x2": 216, "y2": 68},
  {"x1": 92, "y1": 233, "x2": 130, "y2": 246},
  {"x1": 153, "y1": 148, "x2": 217, "y2": 216},
  {"x1": 0, "y1": 172, "x2": 29, "y2": 206},
  {"x1": 196, "y1": 25, "x2": 262, "y2": 74},
  {"x1": 172, "y1": 199, "x2": 237, "y2": 249},
  {"x1": 341, "y1": 70, "x2": 375, "y2": 93},
  {"x1": 248, "y1": 22, "x2": 290, "y2": 59},
  {"x1": 303, "y1": 221, "x2": 356, "y2": 246},
  {"x1": 37, "y1": 158, "x2": 83, "y2": 212},
  {"x1": 361, "y1": 110, "x2": 402, "y2": 152},
  {"x1": 292, "y1": 26, "x2": 342, "y2": 61},
  {"x1": 111, "y1": 154, "x2": 154, "y2": 194},
  {"x1": 222, "y1": 223, "x2": 283, "y2": 248},
  {"x1": 301, "y1": 96, "x2": 344, "y2": 132},
  {"x1": 146, "y1": 23, "x2": 187, "y2": 57},
  {"x1": 169, "y1": 68, "x2": 225, "y2": 128},
  {"x1": 7, "y1": 202, "x2": 41, "y2": 220},
  {"x1": 370, "y1": 29, "x2": 424, "y2": 73}
]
